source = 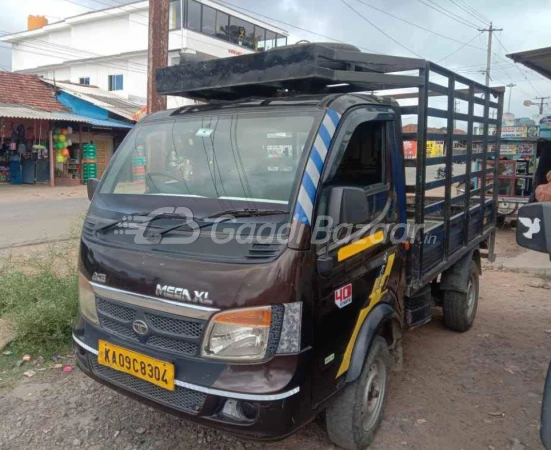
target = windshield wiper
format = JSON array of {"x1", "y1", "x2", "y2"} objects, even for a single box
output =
[
  {"x1": 95, "y1": 212, "x2": 192, "y2": 234},
  {"x1": 149, "y1": 209, "x2": 288, "y2": 241},
  {"x1": 204, "y1": 208, "x2": 289, "y2": 219},
  {"x1": 94, "y1": 211, "x2": 151, "y2": 233}
]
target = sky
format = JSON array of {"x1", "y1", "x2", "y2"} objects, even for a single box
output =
[{"x1": 1, "y1": 0, "x2": 551, "y2": 118}]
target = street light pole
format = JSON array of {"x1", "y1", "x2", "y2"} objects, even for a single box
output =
[{"x1": 506, "y1": 83, "x2": 515, "y2": 113}]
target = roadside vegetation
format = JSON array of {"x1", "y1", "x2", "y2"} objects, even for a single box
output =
[{"x1": 0, "y1": 217, "x2": 82, "y2": 359}]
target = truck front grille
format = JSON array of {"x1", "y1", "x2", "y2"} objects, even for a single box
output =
[
  {"x1": 96, "y1": 297, "x2": 204, "y2": 357},
  {"x1": 89, "y1": 356, "x2": 206, "y2": 413}
]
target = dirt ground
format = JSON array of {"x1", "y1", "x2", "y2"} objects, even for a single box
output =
[{"x1": 1, "y1": 233, "x2": 550, "y2": 450}]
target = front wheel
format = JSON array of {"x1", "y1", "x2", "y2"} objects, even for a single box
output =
[
  {"x1": 326, "y1": 336, "x2": 390, "y2": 450},
  {"x1": 442, "y1": 262, "x2": 479, "y2": 332}
]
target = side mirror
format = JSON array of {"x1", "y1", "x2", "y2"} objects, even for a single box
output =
[
  {"x1": 87, "y1": 178, "x2": 100, "y2": 201},
  {"x1": 327, "y1": 186, "x2": 370, "y2": 226},
  {"x1": 516, "y1": 203, "x2": 551, "y2": 256}
]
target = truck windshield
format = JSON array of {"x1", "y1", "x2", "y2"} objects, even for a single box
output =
[{"x1": 100, "y1": 111, "x2": 319, "y2": 207}]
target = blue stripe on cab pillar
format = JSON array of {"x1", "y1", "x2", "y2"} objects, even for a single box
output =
[{"x1": 293, "y1": 109, "x2": 341, "y2": 226}]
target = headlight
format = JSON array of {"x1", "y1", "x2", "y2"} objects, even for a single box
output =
[
  {"x1": 79, "y1": 273, "x2": 99, "y2": 324},
  {"x1": 201, "y1": 306, "x2": 273, "y2": 362}
]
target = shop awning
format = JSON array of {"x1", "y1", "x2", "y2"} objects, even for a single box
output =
[
  {"x1": 507, "y1": 46, "x2": 551, "y2": 80},
  {"x1": 0, "y1": 104, "x2": 133, "y2": 128},
  {"x1": 84, "y1": 116, "x2": 134, "y2": 129},
  {"x1": 0, "y1": 103, "x2": 90, "y2": 122}
]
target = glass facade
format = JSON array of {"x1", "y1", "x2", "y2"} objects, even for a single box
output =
[
  {"x1": 174, "y1": 0, "x2": 287, "y2": 51},
  {"x1": 169, "y1": 0, "x2": 182, "y2": 30},
  {"x1": 186, "y1": 0, "x2": 201, "y2": 32}
]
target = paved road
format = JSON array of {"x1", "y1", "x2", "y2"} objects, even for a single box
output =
[{"x1": 0, "y1": 187, "x2": 89, "y2": 249}]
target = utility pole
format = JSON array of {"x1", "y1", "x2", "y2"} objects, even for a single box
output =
[
  {"x1": 479, "y1": 22, "x2": 503, "y2": 86},
  {"x1": 454, "y1": 99, "x2": 459, "y2": 131},
  {"x1": 534, "y1": 96, "x2": 550, "y2": 115},
  {"x1": 506, "y1": 83, "x2": 515, "y2": 113},
  {"x1": 147, "y1": 0, "x2": 168, "y2": 114}
]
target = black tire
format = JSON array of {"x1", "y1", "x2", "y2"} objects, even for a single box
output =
[
  {"x1": 326, "y1": 337, "x2": 390, "y2": 450},
  {"x1": 443, "y1": 262, "x2": 479, "y2": 332}
]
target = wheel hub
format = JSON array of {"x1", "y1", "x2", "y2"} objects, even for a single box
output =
[
  {"x1": 361, "y1": 358, "x2": 387, "y2": 431},
  {"x1": 466, "y1": 279, "x2": 476, "y2": 318}
]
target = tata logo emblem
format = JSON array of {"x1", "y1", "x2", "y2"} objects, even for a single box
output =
[
  {"x1": 132, "y1": 320, "x2": 148, "y2": 335},
  {"x1": 155, "y1": 284, "x2": 213, "y2": 306},
  {"x1": 92, "y1": 272, "x2": 106, "y2": 283}
]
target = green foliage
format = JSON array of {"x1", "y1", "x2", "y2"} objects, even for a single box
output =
[{"x1": 0, "y1": 242, "x2": 79, "y2": 352}]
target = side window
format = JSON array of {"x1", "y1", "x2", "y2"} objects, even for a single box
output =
[
  {"x1": 333, "y1": 121, "x2": 386, "y2": 187},
  {"x1": 331, "y1": 120, "x2": 391, "y2": 225}
]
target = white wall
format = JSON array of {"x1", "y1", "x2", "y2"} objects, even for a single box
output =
[
  {"x1": 7, "y1": 0, "x2": 285, "y2": 105},
  {"x1": 71, "y1": 16, "x2": 132, "y2": 56}
]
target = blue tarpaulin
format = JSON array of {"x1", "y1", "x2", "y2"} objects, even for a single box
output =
[{"x1": 56, "y1": 91, "x2": 134, "y2": 129}]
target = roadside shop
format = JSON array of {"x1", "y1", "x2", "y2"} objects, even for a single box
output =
[{"x1": 0, "y1": 73, "x2": 136, "y2": 187}]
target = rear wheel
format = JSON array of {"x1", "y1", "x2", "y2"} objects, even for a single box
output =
[
  {"x1": 326, "y1": 337, "x2": 390, "y2": 450},
  {"x1": 443, "y1": 262, "x2": 479, "y2": 332}
]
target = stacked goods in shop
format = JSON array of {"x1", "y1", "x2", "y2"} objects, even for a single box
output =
[
  {"x1": 132, "y1": 147, "x2": 146, "y2": 181},
  {"x1": 82, "y1": 142, "x2": 98, "y2": 184}
]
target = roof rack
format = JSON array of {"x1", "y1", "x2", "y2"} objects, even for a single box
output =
[{"x1": 156, "y1": 43, "x2": 502, "y2": 102}]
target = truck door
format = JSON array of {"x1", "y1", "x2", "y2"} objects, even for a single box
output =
[{"x1": 311, "y1": 108, "x2": 401, "y2": 405}]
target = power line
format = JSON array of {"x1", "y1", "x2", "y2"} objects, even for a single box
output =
[
  {"x1": 0, "y1": 42, "x2": 148, "y2": 76},
  {"x1": 492, "y1": 33, "x2": 543, "y2": 97},
  {"x1": 436, "y1": 32, "x2": 483, "y2": 63},
  {"x1": 341, "y1": 0, "x2": 424, "y2": 58},
  {"x1": 446, "y1": 0, "x2": 488, "y2": 26},
  {"x1": 0, "y1": 30, "x2": 148, "y2": 72},
  {"x1": 414, "y1": 0, "x2": 479, "y2": 29},
  {"x1": 454, "y1": 0, "x2": 491, "y2": 24},
  {"x1": 214, "y1": 0, "x2": 381, "y2": 54},
  {"x1": 478, "y1": 23, "x2": 502, "y2": 86},
  {"x1": 349, "y1": 0, "x2": 485, "y2": 52}
]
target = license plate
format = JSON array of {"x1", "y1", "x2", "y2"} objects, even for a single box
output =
[{"x1": 98, "y1": 340, "x2": 175, "y2": 391}]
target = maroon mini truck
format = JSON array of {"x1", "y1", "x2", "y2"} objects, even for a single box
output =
[{"x1": 74, "y1": 43, "x2": 503, "y2": 449}]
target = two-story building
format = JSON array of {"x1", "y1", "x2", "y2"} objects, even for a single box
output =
[{"x1": 1, "y1": 0, "x2": 288, "y2": 108}]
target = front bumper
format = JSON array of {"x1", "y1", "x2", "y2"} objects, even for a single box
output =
[{"x1": 73, "y1": 320, "x2": 312, "y2": 440}]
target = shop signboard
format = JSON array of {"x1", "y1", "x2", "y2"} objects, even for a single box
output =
[
  {"x1": 500, "y1": 144, "x2": 518, "y2": 155},
  {"x1": 403, "y1": 140, "x2": 417, "y2": 159},
  {"x1": 539, "y1": 115, "x2": 551, "y2": 129},
  {"x1": 501, "y1": 126, "x2": 528, "y2": 138},
  {"x1": 403, "y1": 140, "x2": 444, "y2": 158},
  {"x1": 426, "y1": 140, "x2": 444, "y2": 158},
  {"x1": 499, "y1": 143, "x2": 535, "y2": 156}
]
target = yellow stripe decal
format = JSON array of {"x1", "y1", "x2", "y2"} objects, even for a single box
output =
[
  {"x1": 337, "y1": 231, "x2": 385, "y2": 262},
  {"x1": 336, "y1": 252, "x2": 396, "y2": 378}
]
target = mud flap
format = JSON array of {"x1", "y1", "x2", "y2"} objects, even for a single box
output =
[
  {"x1": 440, "y1": 248, "x2": 480, "y2": 294},
  {"x1": 405, "y1": 284, "x2": 432, "y2": 327}
]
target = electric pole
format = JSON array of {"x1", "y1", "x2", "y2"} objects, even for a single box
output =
[
  {"x1": 479, "y1": 23, "x2": 503, "y2": 86},
  {"x1": 506, "y1": 83, "x2": 515, "y2": 113},
  {"x1": 147, "y1": 0, "x2": 168, "y2": 114},
  {"x1": 534, "y1": 96, "x2": 550, "y2": 115}
]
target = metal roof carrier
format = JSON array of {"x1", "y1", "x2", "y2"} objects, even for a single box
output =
[{"x1": 155, "y1": 42, "x2": 436, "y2": 102}]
